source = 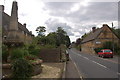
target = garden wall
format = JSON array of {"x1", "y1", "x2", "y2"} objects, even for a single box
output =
[{"x1": 39, "y1": 48, "x2": 61, "y2": 62}]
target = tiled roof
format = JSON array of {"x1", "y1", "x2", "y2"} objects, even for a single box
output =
[{"x1": 81, "y1": 27, "x2": 103, "y2": 43}]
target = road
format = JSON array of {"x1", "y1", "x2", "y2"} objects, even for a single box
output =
[{"x1": 67, "y1": 48, "x2": 120, "y2": 79}]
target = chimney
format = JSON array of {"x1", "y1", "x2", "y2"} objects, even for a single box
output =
[
  {"x1": 30, "y1": 31, "x2": 32, "y2": 34},
  {"x1": 103, "y1": 24, "x2": 108, "y2": 27},
  {"x1": 92, "y1": 27, "x2": 96, "y2": 33},
  {"x1": 9, "y1": 1, "x2": 18, "y2": 30},
  {"x1": 23, "y1": 23, "x2": 26, "y2": 28},
  {"x1": 0, "y1": 5, "x2": 4, "y2": 12}
]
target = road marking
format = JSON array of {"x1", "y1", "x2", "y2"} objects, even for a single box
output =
[
  {"x1": 92, "y1": 61, "x2": 107, "y2": 68},
  {"x1": 117, "y1": 72, "x2": 120, "y2": 75},
  {"x1": 83, "y1": 57, "x2": 89, "y2": 60},
  {"x1": 72, "y1": 48, "x2": 119, "y2": 64},
  {"x1": 92, "y1": 55, "x2": 119, "y2": 64},
  {"x1": 69, "y1": 55, "x2": 84, "y2": 80}
]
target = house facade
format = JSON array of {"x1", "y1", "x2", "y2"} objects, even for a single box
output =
[
  {"x1": 81, "y1": 24, "x2": 120, "y2": 54},
  {"x1": 0, "y1": 1, "x2": 34, "y2": 45}
]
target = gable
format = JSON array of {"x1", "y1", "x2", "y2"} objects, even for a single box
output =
[
  {"x1": 81, "y1": 24, "x2": 120, "y2": 44},
  {"x1": 97, "y1": 26, "x2": 119, "y2": 39}
]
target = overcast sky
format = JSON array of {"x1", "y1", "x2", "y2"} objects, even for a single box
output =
[{"x1": 0, "y1": 0, "x2": 119, "y2": 42}]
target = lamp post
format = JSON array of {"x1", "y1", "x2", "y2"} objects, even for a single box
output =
[{"x1": 112, "y1": 22, "x2": 114, "y2": 54}]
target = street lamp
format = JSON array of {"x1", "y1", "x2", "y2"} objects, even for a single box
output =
[{"x1": 112, "y1": 22, "x2": 114, "y2": 54}]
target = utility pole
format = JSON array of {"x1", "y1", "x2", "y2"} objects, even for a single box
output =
[{"x1": 112, "y1": 22, "x2": 114, "y2": 54}]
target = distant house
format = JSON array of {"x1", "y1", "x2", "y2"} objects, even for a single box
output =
[
  {"x1": 0, "y1": 1, "x2": 34, "y2": 45},
  {"x1": 81, "y1": 24, "x2": 120, "y2": 54}
]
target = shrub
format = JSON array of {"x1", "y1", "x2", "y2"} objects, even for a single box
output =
[
  {"x1": 94, "y1": 48, "x2": 104, "y2": 53},
  {"x1": 25, "y1": 44, "x2": 40, "y2": 56},
  {"x1": 12, "y1": 58, "x2": 33, "y2": 80},
  {"x1": 11, "y1": 48, "x2": 27, "y2": 60},
  {"x1": 103, "y1": 41, "x2": 113, "y2": 50},
  {"x1": 25, "y1": 54, "x2": 38, "y2": 60},
  {"x1": 103, "y1": 41, "x2": 120, "y2": 54},
  {"x1": 2, "y1": 45, "x2": 8, "y2": 62},
  {"x1": 29, "y1": 49, "x2": 40, "y2": 56}
]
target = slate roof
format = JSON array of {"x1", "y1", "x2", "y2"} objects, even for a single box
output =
[{"x1": 81, "y1": 27, "x2": 103, "y2": 43}]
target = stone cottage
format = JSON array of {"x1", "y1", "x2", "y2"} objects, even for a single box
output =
[
  {"x1": 81, "y1": 24, "x2": 120, "y2": 54},
  {"x1": 0, "y1": 1, "x2": 34, "y2": 45}
]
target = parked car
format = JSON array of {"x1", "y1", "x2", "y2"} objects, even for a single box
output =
[
  {"x1": 68, "y1": 45, "x2": 72, "y2": 49},
  {"x1": 98, "y1": 49, "x2": 113, "y2": 58}
]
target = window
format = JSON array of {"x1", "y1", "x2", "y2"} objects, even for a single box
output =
[{"x1": 104, "y1": 50, "x2": 112, "y2": 52}]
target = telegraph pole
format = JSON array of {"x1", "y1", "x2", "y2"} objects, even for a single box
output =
[{"x1": 112, "y1": 22, "x2": 114, "y2": 54}]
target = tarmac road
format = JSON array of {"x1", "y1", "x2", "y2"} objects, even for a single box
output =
[{"x1": 67, "y1": 48, "x2": 120, "y2": 79}]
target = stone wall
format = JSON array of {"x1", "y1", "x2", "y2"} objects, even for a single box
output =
[
  {"x1": 81, "y1": 25, "x2": 119, "y2": 54},
  {"x1": 81, "y1": 41, "x2": 96, "y2": 54},
  {"x1": 39, "y1": 48, "x2": 61, "y2": 62}
]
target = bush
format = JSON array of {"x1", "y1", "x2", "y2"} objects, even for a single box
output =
[
  {"x1": 11, "y1": 48, "x2": 28, "y2": 60},
  {"x1": 25, "y1": 44, "x2": 40, "y2": 56},
  {"x1": 103, "y1": 41, "x2": 113, "y2": 50},
  {"x1": 29, "y1": 49, "x2": 40, "y2": 56},
  {"x1": 2, "y1": 45, "x2": 8, "y2": 62},
  {"x1": 94, "y1": 48, "x2": 104, "y2": 53},
  {"x1": 25, "y1": 54, "x2": 38, "y2": 60},
  {"x1": 103, "y1": 41, "x2": 120, "y2": 54},
  {"x1": 12, "y1": 58, "x2": 33, "y2": 80}
]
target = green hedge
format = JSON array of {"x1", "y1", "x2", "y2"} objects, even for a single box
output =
[
  {"x1": 11, "y1": 48, "x2": 30, "y2": 60},
  {"x1": 12, "y1": 58, "x2": 33, "y2": 80},
  {"x1": 94, "y1": 48, "x2": 104, "y2": 53},
  {"x1": 2, "y1": 45, "x2": 9, "y2": 62}
]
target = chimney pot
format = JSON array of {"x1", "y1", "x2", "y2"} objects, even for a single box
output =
[
  {"x1": 30, "y1": 31, "x2": 32, "y2": 34},
  {"x1": 92, "y1": 27, "x2": 96, "y2": 33},
  {"x1": 23, "y1": 23, "x2": 26, "y2": 27},
  {"x1": 103, "y1": 24, "x2": 108, "y2": 27},
  {"x1": 0, "y1": 5, "x2": 4, "y2": 12}
]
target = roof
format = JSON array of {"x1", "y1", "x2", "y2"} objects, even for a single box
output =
[
  {"x1": 2, "y1": 12, "x2": 33, "y2": 36},
  {"x1": 81, "y1": 24, "x2": 120, "y2": 43},
  {"x1": 81, "y1": 28, "x2": 103, "y2": 43}
]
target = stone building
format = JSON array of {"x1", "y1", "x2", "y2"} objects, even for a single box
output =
[
  {"x1": 81, "y1": 24, "x2": 120, "y2": 54},
  {"x1": 0, "y1": 1, "x2": 34, "y2": 45}
]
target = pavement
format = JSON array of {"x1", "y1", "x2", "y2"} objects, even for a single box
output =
[
  {"x1": 64, "y1": 52, "x2": 83, "y2": 80},
  {"x1": 65, "y1": 48, "x2": 120, "y2": 80}
]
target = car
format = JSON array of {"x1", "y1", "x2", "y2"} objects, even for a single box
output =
[
  {"x1": 68, "y1": 45, "x2": 72, "y2": 49},
  {"x1": 98, "y1": 49, "x2": 113, "y2": 58}
]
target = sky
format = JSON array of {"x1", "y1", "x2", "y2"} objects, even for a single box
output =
[{"x1": 0, "y1": 0, "x2": 119, "y2": 42}]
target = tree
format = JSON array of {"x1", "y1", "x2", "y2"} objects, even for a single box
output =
[
  {"x1": 75, "y1": 38, "x2": 81, "y2": 46},
  {"x1": 65, "y1": 35, "x2": 71, "y2": 48},
  {"x1": 114, "y1": 28, "x2": 120, "y2": 39},
  {"x1": 56, "y1": 27, "x2": 67, "y2": 46},
  {"x1": 103, "y1": 41, "x2": 120, "y2": 55},
  {"x1": 36, "y1": 26, "x2": 46, "y2": 37},
  {"x1": 47, "y1": 32, "x2": 57, "y2": 45}
]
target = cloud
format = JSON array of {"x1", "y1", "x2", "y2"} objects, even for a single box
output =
[
  {"x1": 44, "y1": 2, "x2": 118, "y2": 22},
  {"x1": 45, "y1": 18, "x2": 74, "y2": 36},
  {"x1": 3, "y1": 0, "x2": 118, "y2": 42}
]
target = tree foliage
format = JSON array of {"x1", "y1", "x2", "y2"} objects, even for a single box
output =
[
  {"x1": 103, "y1": 41, "x2": 120, "y2": 54},
  {"x1": 35, "y1": 26, "x2": 71, "y2": 47},
  {"x1": 114, "y1": 28, "x2": 120, "y2": 39},
  {"x1": 36, "y1": 26, "x2": 46, "y2": 36}
]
